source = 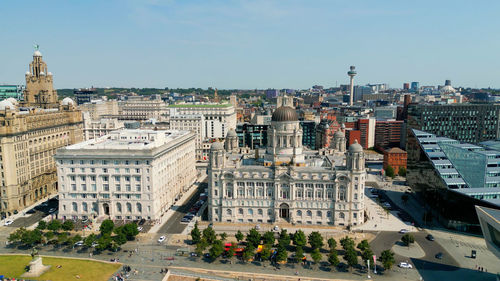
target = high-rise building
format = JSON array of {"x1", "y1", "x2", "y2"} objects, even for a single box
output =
[
  {"x1": 208, "y1": 104, "x2": 366, "y2": 226},
  {"x1": 55, "y1": 129, "x2": 197, "y2": 221},
  {"x1": 79, "y1": 99, "x2": 119, "y2": 121},
  {"x1": 407, "y1": 104, "x2": 500, "y2": 144},
  {"x1": 119, "y1": 96, "x2": 168, "y2": 121},
  {"x1": 375, "y1": 120, "x2": 404, "y2": 149},
  {"x1": 403, "y1": 83, "x2": 410, "y2": 90},
  {"x1": 236, "y1": 123, "x2": 269, "y2": 149},
  {"x1": 301, "y1": 120, "x2": 317, "y2": 149},
  {"x1": 265, "y1": 89, "x2": 279, "y2": 99},
  {"x1": 410, "y1": 82, "x2": 420, "y2": 93},
  {"x1": 0, "y1": 85, "x2": 24, "y2": 100},
  {"x1": 0, "y1": 49, "x2": 83, "y2": 218},
  {"x1": 357, "y1": 118, "x2": 376, "y2": 149},
  {"x1": 347, "y1": 66, "x2": 357, "y2": 106},
  {"x1": 169, "y1": 114, "x2": 206, "y2": 160}
]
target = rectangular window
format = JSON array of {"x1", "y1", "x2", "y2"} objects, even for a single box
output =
[
  {"x1": 91, "y1": 168, "x2": 95, "y2": 173},
  {"x1": 115, "y1": 184, "x2": 121, "y2": 191},
  {"x1": 125, "y1": 176, "x2": 130, "y2": 182},
  {"x1": 102, "y1": 160, "x2": 108, "y2": 165},
  {"x1": 135, "y1": 168, "x2": 140, "y2": 173},
  {"x1": 103, "y1": 168, "x2": 108, "y2": 173},
  {"x1": 126, "y1": 184, "x2": 131, "y2": 192},
  {"x1": 136, "y1": 185, "x2": 141, "y2": 192},
  {"x1": 81, "y1": 184, "x2": 86, "y2": 191},
  {"x1": 71, "y1": 184, "x2": 76, "y2": 191},
  {"x1": 91, "y1": 184, "x2": 96, "y2": 191},
  {"x1": 135, "y1": 176, "x2": 141, "y2": 181},
  {"x1": 103, "y1": 176, "x2": 109, "y2": 182},
  {"x1": 103, "y1": 184, "x2": 109, "y2": 191},
  {"x1": 114, "y1": 176, "x2": 120, "y2": 181}
]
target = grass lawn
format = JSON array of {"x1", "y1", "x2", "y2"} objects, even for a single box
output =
[{"x1": 0, "y1": 255, "x2": 121, "y2": 281}]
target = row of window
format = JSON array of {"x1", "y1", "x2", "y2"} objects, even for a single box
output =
[
  {"x1": 61, "y1": 160, "x2": 149, "y2": 165},
  {"x1": 67, "y1": 183, "x2": 145, "y2": 192},
  {"x1": 67, "y1": 175, "x2": 144, "y2": 183},
  {"x1": 66, "y1": 168, "x2": 145, "y2": 174}
]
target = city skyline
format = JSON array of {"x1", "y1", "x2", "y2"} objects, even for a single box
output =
[{"x1": 1, "y1": 0, "x2": 500, "y2": 89}]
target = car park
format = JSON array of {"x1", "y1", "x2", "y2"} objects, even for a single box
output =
[
  {"x1": 426, "y1": 234, "x2": 435, "y2": 241},
  {"x1": 158, "y1": 236, "x2": 166, "y2": 243},
  {"x1": 4, "y1": 220, "x2": 13, "y2": 226},
  {"x1": 398, "y1": 262, "x2": 413, "y2": 269}
]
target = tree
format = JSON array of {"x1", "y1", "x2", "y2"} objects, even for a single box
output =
[
  {"x1": 56, "y1": 232, "x2": 68, "y2": 245},
  {"x1": 385, "y1": 165, "x2": 395, "y2": 178},
  {"x1": 119, "y1": 223, "x2": 139, "y2": 241},
  {"x1": 96, "y1": 235, "x2": 112, "y2": 251},
  {"x1": 311, "y1": 248, "x2": 322, "y2": 268},
  {"x1": 62, "y1": 220, "x2": 74, "y2": 231},
  {"x1": 401, "y1": 234, "x2": 415, "y2": 247},
  {"x1": 235, "y1": 230, "x2": 244, "y2": 243},
  {"x1": 209, "y1": 240, "x2": 224, "y2": 260},
  {"x1": 260, "y1": 245, "x2": 272, "y2": 265},
  {"x1": 308, "y1": 231, "x2": 324, "y2": 250},
  {"x1": 113, "y1": 233, "x2": 127, "y2": 246},
  {"x1": 328, "y1": 250, "x2": 339, "y2": 270},
  {"x1": 195, "y1": 238, "x2": 208, "y2": 257},
  {"x1": 275, "y1": 244, "x2": 288, "y2": 263},
  {"x1": 246, "y1": 228, "x2": 261, "y2": 248},
  {"x1": 344, "y1": 247, "x2": 358, "y2": 272},
  {"x1": 340, "y1": 236, "x2": 355, "y2": 251},
  {"x1": 226, "y1": 243, "x2": 236, "y2": 263},
  {"x1": 84, "y1": 233, "x2": 97, "y2": 248},
  {"x1": 219, "y1": 232, "x2": 228, "y2": 242},
  {"x1": 293, "y1": 230, "x2": 307, "y2": 248},
  {"x1": 100, "y1": 219, "x2": 114, "y2": 235},
  {"x1": 44, "y1": 231, "x2": 55, "y2": 241},
  {"x1": 47, "y1": 220, "x2": 62, "y2": 232},
  {"x1": 263, "y1": 231, "x2": 275, "y2": 246},
  {"x1": 380, "y1": 249, "x2": 395, "y2": 270},
  {"x1": 8, "y1": 228, "x2": 26, "y2": 244},
  {"x1": 37, "y1": 221, "x2": 47, "y2": 230},
  {"x1": 21, "y1": 229, "x2": 42, "y2": 246},
  {"x1": 242, "y1": 245, "x2": 254, "y2": 263},
  {"x1": 361, "y1": 248, "x2": 374, "y2": 264},
  {"x1": 327, "y1": 238, "x2": 337, "y2": 251},
  {"x1": 356, "y1": 239, "x2": 370, "y2": 252},
  {"x1": 278, "y1": 229, "x2": 290, "y2": 247},
  {"x1": 295, "y1": 246, "x2": 304, "y2": 263},
  {"x1": 202, "y1": 226, "x2": 217, "y2": 244},
  {"x1": 191, "y1": 223, "x2": 202, "y2": 245},
  {"x1": 398, "y1": 167, "x2": 407, "y2": 177}
]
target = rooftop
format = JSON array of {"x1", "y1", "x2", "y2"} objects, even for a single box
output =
[{"x1": 168, "y1": 103, "x2": 232, "y2": 108}]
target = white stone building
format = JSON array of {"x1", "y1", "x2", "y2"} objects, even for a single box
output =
[
  {"x1": 169, "y1": 114, "x2": 206, "y2": 160},
  {"x1": 168, "y1": 103, "x2": 237, "y2": 139},
  {"x1": 82, "y1": 112, "x2": 124, "y2": 140},
  {"x1": 55, "y1": 129, "x2": 197, "y2": 221},
  {"x1": 119, "y1": 96, "x2": 168, "y2": 121},
  {"x1": 78, "y1": 99, "x2": 119, "y2": 121},
  {"x1": 208, "y1": 105, "x2": 366, "y2": 227}
]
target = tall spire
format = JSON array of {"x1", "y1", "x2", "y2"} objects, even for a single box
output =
[{"x1": 22, "y1": 47, "x2": 59, "y2": 109}]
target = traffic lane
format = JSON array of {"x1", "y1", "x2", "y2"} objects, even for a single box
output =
[
  {"x1": 370, "y1": 231, "x2": 459, "y2": 267},
  {"x1": 8, "y1": 210, "x2": 49, "y2": 228},
  {"x1": 157, "y1": 182, "x2": 206, "y2": 234}
]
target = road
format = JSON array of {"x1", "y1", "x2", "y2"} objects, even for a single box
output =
[{"x1": 157, "y1": 181, "x2": 206, "y2": 234}]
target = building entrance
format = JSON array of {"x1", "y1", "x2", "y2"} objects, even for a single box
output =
[{"x1": 279, "y1": 203, "x2": 289, "y2": 221}]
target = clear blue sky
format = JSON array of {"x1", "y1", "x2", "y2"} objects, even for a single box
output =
[{"x1": 1, "y1": 0, "x2": 499, "y2": 89}]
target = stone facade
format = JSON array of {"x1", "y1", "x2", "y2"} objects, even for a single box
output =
[
  {"x1": 55, "y1": 129, "x2": 197, "y2": 221},
  {"x1": 208, "y1": 104, "x2": 366, "y2": 227},
  {"x1": 0, "y1": 50, "x2": 83, "y2": 217}
]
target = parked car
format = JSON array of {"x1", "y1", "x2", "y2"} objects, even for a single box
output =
[
  {"x1": 471, "y1": 250, "x2": 476, "y2": 259},
  {"x1": 41, "y1": 202, "x2": 49, "y2": 207},
  {"x1": 137, "y1": 226, "x2": 143, "y2": 232},
  {"x1": 398, "y1": 262, "x2": 413, "y2": 269},
  {"x1": 273, "y1": 225, "x2": 280, "y2": 232},
  {"x1": 81, "y1": 218, "x2": 89, "y2": 223},
  {"x1": 435, "y1": 252, "x2": 443, "y2": 259},
  {"x1": 399, "y1": 229, "x2": 409, "y2": 234},
  {"x1": 180, "y1": 218, "x2": 191, "y2": 223},
  {"x1": 158, "y1": 236, "x2": 166, "y2": 243},
  {"x1": 48, "y1": 208, "x2": 57, "y2": 214},
  {"x1": 190, "y1": 252, "x2": 198, "y2": 257},
  {"x1": 4, "y1": 220, "x2": 14, "y2": 226},
  {"x1": 255, "y1": 224, "x2": 261, "y2": 230},
  {"x1": 26, "y1": 209, "x2": 36, "y2": 214},
  {"x1": 74, "y1": 241, "x2": 84, "y2": 247},
  {"x1": 91, "y1": 242, "x2": 99, "y2": 248},
  {"x1": 426, "y1": 234, "x2": 435, "y2": 241}
]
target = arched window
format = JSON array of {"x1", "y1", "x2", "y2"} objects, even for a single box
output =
[
  {"x1": 116, "y1": 203, "x2": 122, "y2": 213},
  {"x1": 136, "y1": 203, "x2": 142, "y2": 213},
  {"x1": 327, "y1": 211, "x2": 332, "y2": 217},
  {"x1": 339, "y1": 212, "x2": 345, "y2": 219},
  {"x1": 258, "y1": 209, "x2": 263, "y2": 215},
  {"x1": 327, "y1": 191, "x2": 333, "y2": 199},
  {"x1": 226, "y1": 209, "x2": 232, "y2": 215},
  {"x1": 72, "y1": 202, "x2": 78, "y2": 212},
  {"x1": 306, "y1": 189, "x2": 313, "y2": 198},
  {"x1": 297, "y1": 210, "x2": 302, "y2": 216},
  {"x1": 317, "y1": 211, "x2": 322, "y2": 217},
  {"x1": 339, "y1": 186, "x2": 346, "y2": 201},
  {"x1": 238, "y1": 208, "x2": 243, "y2": 215},
  {"x1": 306, "y1": 210, "x2": 312, "y2": 217},
  {"x1": 248, "y1": 209, "x2": 253, "y2": 215},
  {"x1": 82, "y1": 202, "x2": 88, "y2": 212},
  {"x1": 126, "y1": 202, "x2": 132, "y2": 213}
]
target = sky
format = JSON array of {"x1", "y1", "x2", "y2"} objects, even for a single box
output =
[{"x1": 1, "y1": 0, "x2": 500, "y2": 89}]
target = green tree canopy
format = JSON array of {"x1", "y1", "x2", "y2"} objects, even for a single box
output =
[
  {"x1": 260, "y1": 245, "x2": 272, "y2": 263},
  {"x1": 293, "y1": 230, "x2": 307, "y2": 248},
  {"x1": 242, "y1": 245, "x2": 254, "y2": 262},
  {"x1": 99, "y1": 219, "x2": 114, "y2": 235},
  {"x1": 275, "y1": 244, "x2": 288, "y2": 263},
  {"x1": 380, "y1": 249, "x2": 395, "y2": 270},
  {"x1": 311, "y1": 248, "x2": 322, "y2": 265},
  {"x1": 385, "y1": 165, "x2": 395, "y2": 178},
  {"x1": 235, "y1": 230, "x2": 244, "y2": 243},
  {"x1": 361, "y1": 248, "x2": 374, "y2": 264},
  {"x1": 62, "y1": 220, "x2": 74, "y2": 231},
  {"x1": 202, "y1": 226, "x2": 217, "y2": 244},
  {"x1": 209, "y1": 240, "x2": 224, "y2": 260},
  {"x1": 402, "y1": 234, "x2": 415, "y2": 246},
  {"x1": 246, "y1": 228, "x2": 262, "y2": 248},
  {"x1": 295, "y1": 246, "x2": 304, "y2": 263},
  {"x1": 191, "y1": 223, "x2": 201, "y2": 245},
  {"x1": 118, "y1": 223, "x2": 139, "y2": 241},
  {"x1": 340, "y1": 236, "x2": 355, "y2": 250},
  {"x1": 278, "y1": 229, "x2": 290, "y2": 247},
  {"x1": 96, "y1": 234, "x2": 112, "y2": 251},
  {"x1": 36, "y1": 221, "x2": 47, "y2": 230},
  {"x1": 308, "y1": 231, "x2": 324, "y2": 250},
  {"x1": 219, "y1": 232, "x2": 228, "y2": 242},
  {"x1": 263, "y1": 231, "x2": 275, "y2": 246},
  {"x1": 83, "y1": 233, "x2": 97, "y2": 248},
  {"x1": 344, "y1": 248, "x2": 358, "y2": 271},
  {"x1": 356, "y1": 239, "x2": 370, "y2": 252},
  {"x1": 47, "y1": 220, "x2": 62, "y2": 232},
  {"x1": 328, "y1": 250, "x2": 339, "y2": 269},
  {"x1": 327, "y1": 238, "x2": 337, "y2": 251}
]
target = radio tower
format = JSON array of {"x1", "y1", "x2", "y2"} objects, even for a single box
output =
[{"x1": 347, "y1": 66, "x2": 357, "y2": 106}]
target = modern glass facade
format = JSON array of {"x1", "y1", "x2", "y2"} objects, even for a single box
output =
[
  {"x1": 0, "y1": 85, "x2": 24, "y2": 100},
  {"x1": 236, "y1": 123, "x2": 269, "y2": 149},
  {"x1": 407, "y1": 129, "x2": 500, "y2": 232},
  {"x1": 300, "y1": 121, "x2": 316, "y2": 149}
]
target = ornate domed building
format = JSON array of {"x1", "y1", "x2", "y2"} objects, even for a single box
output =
[{"x1": 208, "y1": 100, "x2": 366, "y2": 227}]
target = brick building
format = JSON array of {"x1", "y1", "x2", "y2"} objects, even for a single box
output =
[
  {"x1": 375, "y1": 120, "x2": 404, "y2": 150},
  {"x1": 383, "y1": 147, "x2": 407, "y2": 174}
]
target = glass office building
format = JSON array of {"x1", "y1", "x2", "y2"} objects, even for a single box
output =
[
  {"x1": 0, "y1": 85, "x2": 24, "y2": 100},
  {"x1": 407, "y1": 129, "x2": 500, "y2": 232}
]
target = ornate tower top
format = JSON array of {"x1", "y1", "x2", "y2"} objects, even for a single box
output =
[{"x1": 22, "y1": 46, "x2": 59, "y2": 109}]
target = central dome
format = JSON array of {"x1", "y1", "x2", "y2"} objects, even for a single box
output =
[{"x1": 272, "y1": 106, "x2": 298, "y2": 122}]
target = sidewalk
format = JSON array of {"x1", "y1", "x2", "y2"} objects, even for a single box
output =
[{"x1": 148, "y1": 175, "x2": 207, "y2": 234}]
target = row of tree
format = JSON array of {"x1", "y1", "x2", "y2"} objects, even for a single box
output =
[
  {"x1": 384, "y1": 165, "x2": 406, "y2": 178},
  {"x1": 191, "y1": 225, "x2": 397, "y2": 272}
]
